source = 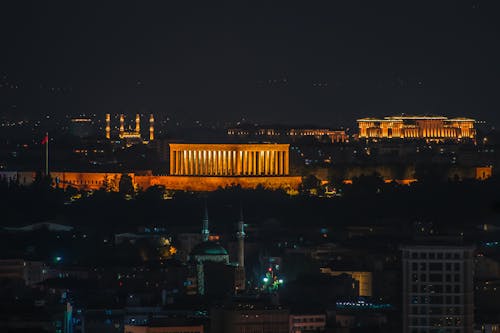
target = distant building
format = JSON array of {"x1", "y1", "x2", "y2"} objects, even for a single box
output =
[
  {"x1": 211, "y1": 300, "x2": 289, "y2": 333},
  {"x1": 165, "y1": 143, "x2": 301, "y2": 191},
  {"x1": 0, "y1": 259, "x2": 48, "y2": 286},
  {"x1": 124, "y1": 320, "x2": 204, "y2": 333},
  {"x1": 401, "y1": 240, "x2": 475, "y2": 333},
  {"x1": 289, "y1": 312, "x2": 327, "y2": 333},
  {"x1": 188, "y1": 204, "x2": 246, "y2": 296},
  {"x1": 69, "y1": 117, "x2": 94, "y2": 138},
  {"x1": 357, "y1": 116, "x2": 476, "y2": 141},
  {"x1": 105, "y1": 113, "x2": 154, "y2": 144},
  {"x1": 227, "y1": 126, "x2": 348, "y2": 143},
  {"x1": 320, "y1": 267, "x2": 373, "y2": 297}
]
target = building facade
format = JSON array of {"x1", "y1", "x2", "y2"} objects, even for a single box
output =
[
  {"x1": 357, "y1": 116, "x2": 475, "y2": 140},
  {"x1": 401, "y1": 243, "x2": 475, "y2": 333},
  {"x1": 227, "y1": 127, "x2": 348, "y2": 143},
  {"x1": 169, "y1": 143, "x2": 290, "y2": 176},
  {"x1": 289, "y1": 313, "x2": 326, "y2": 333},
  {"x1": 211, "y1": 302, "x2": 290, "y2": 333}
]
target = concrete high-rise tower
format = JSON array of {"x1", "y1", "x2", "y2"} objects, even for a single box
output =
[{"x1": 401, "y1": 240, "x2": 474, "y2": 333}]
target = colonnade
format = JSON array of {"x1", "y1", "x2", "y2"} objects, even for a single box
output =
[{"x1": 169, "y1": 144, "x2": 290, "y2": 176}]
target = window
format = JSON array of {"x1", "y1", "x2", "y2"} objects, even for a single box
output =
[
  {"x1": 429, "y1": 263, "x2": 443, "y2": 271},
  {"x1": 429, "y1": 274, "x2": 442, "y2": 282}
]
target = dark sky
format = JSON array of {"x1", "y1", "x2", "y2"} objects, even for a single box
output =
[{"x1": 1, "y1": 1, "x2": 499, "y2": 127}]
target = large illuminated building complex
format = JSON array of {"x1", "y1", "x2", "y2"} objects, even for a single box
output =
[{"x1": 357, "y1": 116, "x2": 475, "y2": 141}]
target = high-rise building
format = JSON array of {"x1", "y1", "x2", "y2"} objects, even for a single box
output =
[{"x1": 401, "y1": 240, "x2": 475, "y2": 333}]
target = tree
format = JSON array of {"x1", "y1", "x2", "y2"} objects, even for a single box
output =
[
  {"x1": 118, "y1": 174, "x2": 135, "y2": 196},
  {"x1": 300, "y1": 174, "x2": 321, "y2": 194}
]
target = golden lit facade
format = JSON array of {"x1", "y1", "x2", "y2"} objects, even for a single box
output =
[
  {"x1": 106, "y1": 113, "x2": 154, "y2": 142},
  {"x1": 357, "y1": 116, "x2": 475, "y2": 140},
  {"x1": 169, "y1": 143, "x2": 290, "y2": 176}
]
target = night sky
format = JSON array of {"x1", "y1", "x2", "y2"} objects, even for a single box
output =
[{"x1": 1, "y1": 1, "x2": 499, "y2": 127}]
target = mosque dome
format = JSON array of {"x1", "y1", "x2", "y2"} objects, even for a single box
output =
[{"x1": 191, "y1": 241, "x2": 228, "y2": 256}]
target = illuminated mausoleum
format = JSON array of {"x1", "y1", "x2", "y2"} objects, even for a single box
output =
[
  {"x1": 6, "y1": 143, "x2": 301, "y2": 192},
  {"x1": 357, "y1": 116, "x2": 475, "y2": 140},
  {"x1": 169, "y1": 143, "x2": 290, "y2": 176},
  {"x1": 163, "y1": 143, "x2": 301, "y2": 191}
]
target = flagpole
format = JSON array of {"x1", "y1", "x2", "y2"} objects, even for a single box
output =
[{"x1": 45, "y1": 132, "x2": 49, "y2": 176}]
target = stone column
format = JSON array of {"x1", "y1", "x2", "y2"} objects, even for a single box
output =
[
  {"x1": 269, "y1": 150, "x2": 274, "y2": 175},
  {"x1": 222, "y1": 150, "x2": 229, "y2": 176},
  {"x1": 236, "y1": 151, "x2": 242, "y2": 175},
  {"x1": 264, "y1": 151, "x2": 269, "y2": 175},
  {"x1": 213, "y1": 151, "x2": 217, "y2": 175},
  {"x1": 273, "y1": 151, "x2": 277, "y2": 175},
  {"x1": 192, "y1": 151, "x2": 197, "y2": 175},
  {"x1": 177, "y1": 151, "x2": 181, "y2": 175},
  {"x1": 209, "y1": 151, "x2": 213, "y2": 175},
  {"x1": 201, "y1": 151, "x2": 205, "y2": 175},
  {"x1": 183, "y1": 150, "x2": 188, "y2": 175},
  {"x1": 218, "y1": 151, "x2": 222, "y2": 176},
  {"x1": 252, "y1": 152, "x2": 256, "y2": 175},
  {"x1": 241, "y1": 151, "x2": 246, "y2": 175},
  {"x1": 170, "y1": 150, "x2": 174, "y2": 175},
  {"x1": 276, "y1": 151, "x2": 281, "y2": 175},
  {"x1": 248, "y1": 151, "x2": 252, "y2": 175},
  {"x1": 257, "y1": 151, "x2": 263, "y2": 176},
  {"x1": 178, "y1": 151, "x2": 181, "y2": 175},
  {"x1": 279, "y1": 151, "x2": 284, "y2": 175},
  {"x1": 197, "y1": 150, "x2": 202, "y2": 175},
  {"x1": 232, "y1": 151, "x2": 236, "y2": 175},
  {"x1": 284, "y1": 151, "x2": 289, "y2": 175}
]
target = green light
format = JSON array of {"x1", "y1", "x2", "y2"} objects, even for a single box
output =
[{"x1": 263, "y1": 277, "x2": 269, "y2": 283}]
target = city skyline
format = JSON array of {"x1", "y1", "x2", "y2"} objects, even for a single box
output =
[{"x1": 1, "y1": 2, "x2": 500, "y2": 333}]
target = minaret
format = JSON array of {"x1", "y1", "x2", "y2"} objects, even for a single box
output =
[
  {"x1": 105, "y1": 114, "x2": 111, "y2": 139},
  {"x1": 119, "y1": 114, "x2": 125, "y2": 138},
  {"x1": 149, "y1": 114, "x2": 154, "y2": 141},
  {"x1": 135, "y1": 113, "x2": 140, "y2": 133},
  {"x1": 236, "y1": 206, "x2": 245, "y2": 268},
  {"x1": 201, "y1": 200, "x2": 210, "y2": 242}
]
